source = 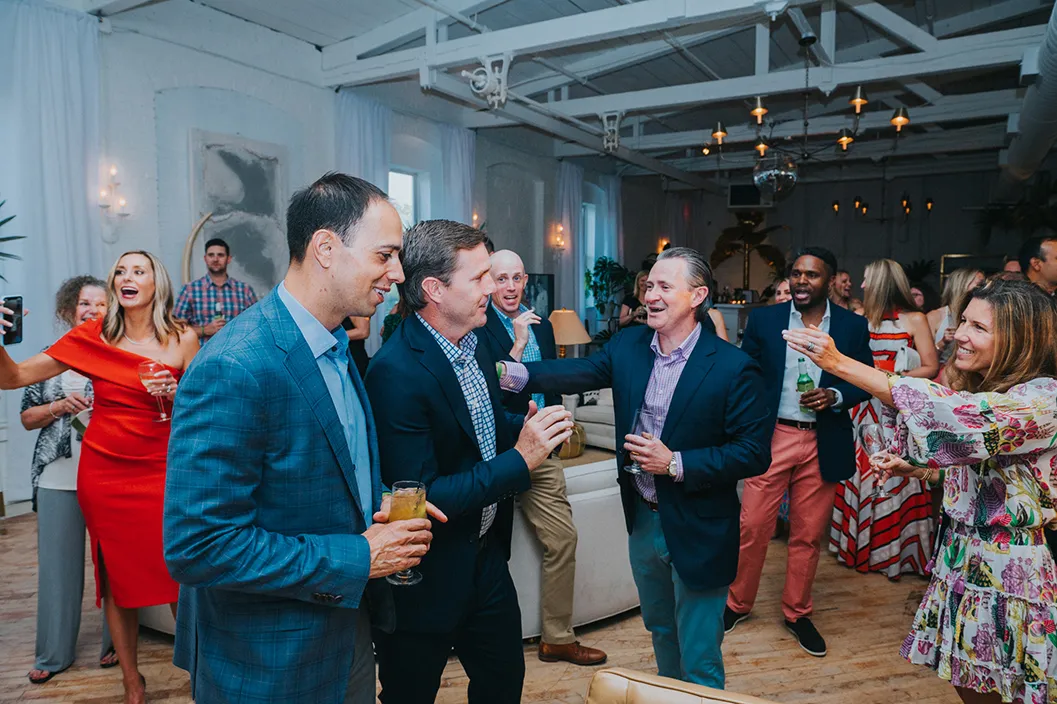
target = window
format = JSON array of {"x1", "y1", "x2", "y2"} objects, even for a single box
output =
[
  {"x1": 581, "y1": 202, "x2": 598, "y2": 310},
  {"x1": 388, "y1": 171, "x2": 416, "y2": 228}
]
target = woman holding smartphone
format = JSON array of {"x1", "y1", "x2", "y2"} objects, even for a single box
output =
[{"x1": 0, "y1": 251, "x2": 198, "y2": 704}]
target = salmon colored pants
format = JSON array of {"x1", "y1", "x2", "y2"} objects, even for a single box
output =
[{"x1": 727, "y1": 424, "x2": 838, "y2": 622}]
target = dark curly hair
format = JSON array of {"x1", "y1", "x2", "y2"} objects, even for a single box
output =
[{"x1": 55, "y1": 275, "x2": 106, "y2": 328}]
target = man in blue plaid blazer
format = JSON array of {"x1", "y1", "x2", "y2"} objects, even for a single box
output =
[{"x1": 164, "y1": 174, "x2": 437, "y2": 704}]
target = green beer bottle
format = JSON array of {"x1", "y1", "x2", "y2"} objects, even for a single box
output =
[{"x1": 797, "y1": 357, "x2": 815, "y2": 412}]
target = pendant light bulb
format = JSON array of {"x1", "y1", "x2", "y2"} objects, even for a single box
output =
[
  {"x1": 890, "y1": 107, "x2": 910, "y2": 132},
  {"x1": 849, "y1": 86, "x2": 869, "y2": 115},
  {"x1": 837, "y1": 128, "x2": 854, "y2": 151},
  {"x1": 750, "y1": 96, "x2": 768, "y2": 125},
  {"x1": 754, "y1": 137, "x2": 768, "y2": 157},
  {"x1": 712, "y1": 121, "x2": 727, "y2": 146}
]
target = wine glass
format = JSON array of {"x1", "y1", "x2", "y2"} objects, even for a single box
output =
[
  {"x1": 386, "y1": 480, "x2": 427, "y2": 586},
  {"x1": 623, "y1": 408, "x2": 658, "y2": 475},
  {"x1": 137, "y1": 361, "x2": 170, "y2": 422},
  {"x1": 859, "y1": 423, "x2": 889, "y2": 499}
]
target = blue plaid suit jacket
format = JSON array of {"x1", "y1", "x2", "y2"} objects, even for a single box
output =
[{"x1": 164, "y1": 288, "x2": 393, "y2": 704}]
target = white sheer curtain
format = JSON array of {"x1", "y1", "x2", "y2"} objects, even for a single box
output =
[
  {"x1": 555, "y1": 161, "x2": 584, "y2": 316},
  {"x1": 335, "y1": 90, "x2": 392, "y2": 355},
  {"x1": 0, "y1": 0, "x2": 103, "y2": 503},
  {"x1": 598, "y1": 174, "x2": 623, "y2": 262},
  {"x1": 439, "y1": 123, "x2": 475, "y2": 224}
]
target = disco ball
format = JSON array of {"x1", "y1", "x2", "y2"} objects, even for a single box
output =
[{"x1": 753, "y1": 155, "x2": 799, "y2": 197}]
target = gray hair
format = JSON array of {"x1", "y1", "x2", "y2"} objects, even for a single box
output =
[
  {"x1": 399, "y1": 219, "x2": 487, "y2": 313},
  {"x1": 656, "y1": 247, "x2": 715, "y2": 323}
]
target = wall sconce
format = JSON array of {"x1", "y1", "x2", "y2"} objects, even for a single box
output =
[
  {"x1": 860, "y1": 202, "x2": 869, "y2": 216},
  {"x1": 98, "y1": 163, "x2": 130, "y2": 219},
  {"x1": 831, "y1": 200, "x2": 840, "y2": 216},
  {"x1": 853, "y1": 195, "x2": 862, "y2": 210},
  {"x1": 554, "y1": 223, "x2": 566, "y2": 251},
  {"x1": 472, "y1": 211, "x2": 479, "y2": 226},
  {"x1": 926, "y1": 198, "x2": 934, "y2": 214},
  {"x1": 657, "y1": 237, "x2": 669, "y2": 253}
]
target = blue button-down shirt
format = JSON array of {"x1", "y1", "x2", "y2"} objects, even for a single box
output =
[
  {"x1": 278, "y1": 283, "x2": 373, "y2": 526},
  {"x1": 491, "y1": 301, "x2": 546, "y2": 412},
  {"x1": 415, "y1": 313, "x2": 498, "y2": 536}
]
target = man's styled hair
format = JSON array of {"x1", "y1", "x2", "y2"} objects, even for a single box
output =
[
  {"x1": 656, "y1": 247, "x2": 715, "y2": 323},
  {"x1": 793, "y1": 247, "x2": 839, "y2": 278},
  {"x1": 204, "y1": 238, "x2": 229, "y2": 255},
  {"x1": 1018, "y1": 231, "x2": 1057, "y2": 274},
  {"x1": 399, "y1": 220, "x2": 487, "y2": 313},
  {"x1": 286, "y1": 172, "x2": 388, "y2": 263}
]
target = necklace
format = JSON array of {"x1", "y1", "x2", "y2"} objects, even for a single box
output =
[{"x1": 123, "y1": 332, "x2": 153, "y2": 346}]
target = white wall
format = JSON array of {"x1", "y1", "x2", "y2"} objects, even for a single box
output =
[
  {"x1": 98, "y1": 1, "x2": 336, "y2": 281},
  {"x1": 622, "y1": 170, "x2": 1015, "y2": 296}
]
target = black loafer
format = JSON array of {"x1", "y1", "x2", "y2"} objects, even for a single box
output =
[
  {"x1": 785, "y1": 617, "x2": 827, "y2": 657},
  {"x1": 723, "y1": 606, "x2": 749, "y2": 634}
]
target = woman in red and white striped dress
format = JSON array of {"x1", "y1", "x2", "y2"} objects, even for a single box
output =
[{"x1": 830, "y1": 259, "x2": 939, "y2": 579}]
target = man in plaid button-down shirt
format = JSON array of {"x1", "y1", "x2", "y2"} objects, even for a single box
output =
[{"x1": 174, "y1": 237, "x2": 258, "y2": 341}]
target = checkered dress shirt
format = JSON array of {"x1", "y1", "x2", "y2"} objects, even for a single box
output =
[
  {"x1": 174, "y1": 275, "x2": 258, "y2": 336},
  {"x1": 415, "y1": 314, "x2": 498, "y2": 536},
  {"x1": 492, "y1": 301, "x2": 546, "y2": 411}
]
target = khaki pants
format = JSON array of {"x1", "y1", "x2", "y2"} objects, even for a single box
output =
[{"x1": 518, "y1": 456, "x2": 578, "y2": 645}]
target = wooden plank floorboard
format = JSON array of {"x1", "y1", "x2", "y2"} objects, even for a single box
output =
[{"x1": 0, "y1": 513, "x2": 960, "y2": 703}]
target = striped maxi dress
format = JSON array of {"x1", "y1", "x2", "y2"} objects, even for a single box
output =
[{"x1": 829, "y1": 311, "x2": 934, "y2": 579}]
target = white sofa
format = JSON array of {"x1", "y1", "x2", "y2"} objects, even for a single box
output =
[
  {"x1": 563, "y1": 388, "x2": 617, "y2": 451},
  {"x1": 141, "y1": 458, "x2": 640, "y2": 640}
]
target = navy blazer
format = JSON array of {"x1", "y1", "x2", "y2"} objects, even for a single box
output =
[
  {"x1": 740, "y1": 301, "x2": 875, "y2": 484},
  {"x1": 521, "y1": 325, "x2": 771, "y2": 592},
  {"x1": 477, "y1": 305, "x2": 561, "y2": 414},
  {"x1": 364, "y1": 315, "x2": 531, "y2": 633},
  {"x1": 165, "y1": 290, "x2": 392, "y2": 704}
]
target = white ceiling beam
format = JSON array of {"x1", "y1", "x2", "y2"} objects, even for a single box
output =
[
  {"x1": 839, "y1": 0, "x2": 938, "y2": 52},
  {"x1": 901, "y1": 79, "x2": 943, "y2": 104},
  {"x1": 630, "y1": 124, "x2": 1006, "y2": 174},
  {"x1": 837, "y1": 0, "x2": 1046, "y2": 63},
  {"x1": 554, "y1": 89, "x2": 1020, "y2": 155},
  {"x1": 323, "y1": 0, "x2": 506, "y2": 68},
  {"x1": 755, "y1": 20, "x2": 770, "y2": 75},
  {"x1": 545, "y1": 26, "x2": 1043, "y2": 118},
  {"x1": 322, "y1": 0, "x2": 817, "y2": 87},
  {"x1": 820, "y1": 0, "x2": 836, "y2": 62},
  {"x1": 84, "y1": 0, "x2": 158, "y2": 15},
  {"x1": 424, "y1": 72, "x2": 714, "y2": 189},
  {"x1": 788, "y1": 8, "x2": 832, "y2": 64}
]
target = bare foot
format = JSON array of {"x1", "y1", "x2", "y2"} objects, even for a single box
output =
[{"x1": 123, "y1": 675, "x2": 146, "y2": 704}]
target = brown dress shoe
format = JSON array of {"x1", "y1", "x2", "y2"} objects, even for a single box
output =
[{"x1": 538, "y1": 641, "x2": 608, "y2": 666}]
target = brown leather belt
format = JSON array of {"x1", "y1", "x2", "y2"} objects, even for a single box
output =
[{"x1": 777, "y1": 418, "x2": 817, "y2": 431}]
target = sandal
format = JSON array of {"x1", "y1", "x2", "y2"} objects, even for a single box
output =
[
  {"x1": 100, "y1": 646, "x2": 119, "y2": 669},
  {"x1": 28, "y1": 666, "x2": 69, "y2": 685}
]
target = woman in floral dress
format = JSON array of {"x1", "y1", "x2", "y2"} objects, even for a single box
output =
[{"x1": 783, "y1": 278, "x2": 1057, "y2": 704}]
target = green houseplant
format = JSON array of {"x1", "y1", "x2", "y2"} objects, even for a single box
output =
[
  {"x1": 0, "y1": 198, "x2": 24, "y2": 280},
  {"x1": 584, "y1": 256, "x2": 634, "y2": 319}
]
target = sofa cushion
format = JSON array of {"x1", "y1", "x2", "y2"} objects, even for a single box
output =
[
  {"x1": 576, "y1": 404, "x2": 615, "y2": 425},
  {"x1": 597, "y1": 388, "x2": 614, "y2": 406}
]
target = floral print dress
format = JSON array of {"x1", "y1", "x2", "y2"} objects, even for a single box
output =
[{"x1": 887, "y1": 376, "x2": 1057, "y2": 703}]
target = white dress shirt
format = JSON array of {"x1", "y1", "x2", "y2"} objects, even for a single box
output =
[{"x1": 777, "y1": 300, "x2": 842, "y2": 422}]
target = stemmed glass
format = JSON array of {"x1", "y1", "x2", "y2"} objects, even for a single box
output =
[
  {"x1": 386, "y1": 481, "x2": 427, "y2": 586},
  {"x1": 137, "y1": 361, "x2": 170, "y2": 422},
  {"x1": 623, "y1": 408, "x2": 658, "y2": 475},
  {"x1": 860, "y1": 423, "x2": 889, "y2": 499}
]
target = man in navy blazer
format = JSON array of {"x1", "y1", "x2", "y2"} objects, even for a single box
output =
[
  {"x1": 724, "y1": 247, "x2": 874, "y2": 659},
  {"x1": 477, "y1": 249, "x2": 606, "y2": 667},
  {"x1": 165, "y1": 174, "x2": 437, "y2": 704},
  {"x1": 365, "y1": 221, "x2": 575, "y2": 703},
  {"x1": 500, "y1": 247, "x2": 771, "y2": 689}
]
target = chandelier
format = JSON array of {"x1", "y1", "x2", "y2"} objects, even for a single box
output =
[{"x1": 701, "y1": 36, "x2": 912, "y2": 197}]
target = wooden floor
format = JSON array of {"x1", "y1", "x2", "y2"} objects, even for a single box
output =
[{"x1": 0, "y1": 512, "x2": 959, "y2": 703}]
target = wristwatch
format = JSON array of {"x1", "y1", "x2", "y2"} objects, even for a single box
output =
[{"x1": 667, "y1": 453, "x2": 678, "y2": 477}]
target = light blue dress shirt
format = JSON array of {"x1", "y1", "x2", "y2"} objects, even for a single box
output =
[{"x1": 277, "y1": 283, "x2": 373, "y2": 526}]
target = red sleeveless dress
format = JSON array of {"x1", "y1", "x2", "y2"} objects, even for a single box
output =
[{"x1": 45, "y1": 318, "x2": 181, "y2": 608}]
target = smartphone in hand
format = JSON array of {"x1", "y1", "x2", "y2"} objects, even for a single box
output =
[{"x1": 3, "y1": 295, "x2": 23, "y2": 346}]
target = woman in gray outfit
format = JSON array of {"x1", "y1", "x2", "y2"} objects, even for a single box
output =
[{"x1": 26, "y1": 276, "x2": 116, "y2": 684}]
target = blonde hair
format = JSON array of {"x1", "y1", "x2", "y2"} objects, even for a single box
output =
[
  {"x1": 862, "y1": 259, "x2": 918, "y2": 328},
  {"x1": 941, "y1": 268, "x2": 983, "y2": 322},
  {"x1": 634, "y1": 270, "x2": 648, "y2": 300},
  {"x1": 945, "y1": 279, "x2": 1057, "y2": 393},
  {"x1": 102, "y1": 250, "x2": 185, "y2": 346}
]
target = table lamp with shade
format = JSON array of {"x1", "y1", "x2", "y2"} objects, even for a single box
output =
[{"x1": 548, "y1": 309, "x2": 592, "y2": 358}]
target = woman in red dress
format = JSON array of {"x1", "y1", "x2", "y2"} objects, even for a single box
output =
[{"x1": 0, "y1": 251, "x2": 199, "y2": 704}]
